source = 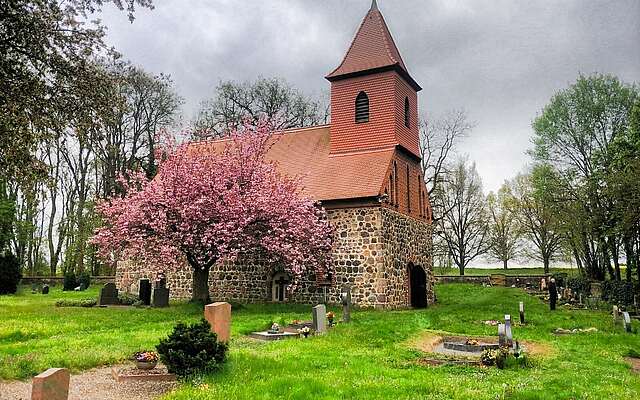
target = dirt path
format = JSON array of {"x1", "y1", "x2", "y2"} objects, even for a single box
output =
[{"x1": 0, "y1": 365, "x2": 177, "y2": 400}]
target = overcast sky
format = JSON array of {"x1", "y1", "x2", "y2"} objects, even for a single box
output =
[{"x1": 100, "y1": 0, "x2": 640, "y2": 193}]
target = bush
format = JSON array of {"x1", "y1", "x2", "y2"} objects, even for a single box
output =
[
  {"x1": 118, "y1": 292, "x2": 142, "y2": 306},
  {"x1": 55, "y1": 299, "x2": 97, "y2": 307},
  {"x1": 77, "y1": 272, "x2": 91, "y2": 289},
  {"x1": 602, "y1": 280, "x2": 635, "y2": 306},
  {"x1": 567, "y1": 277, "x2": 591, "y2": 296},
  {"x1": 63, "y1": 272, "x2": 77, "y2": 291},
  {"x1": 0, "y1": 253, "x2": 21, "y2": 295},
  {"x1": 156, "y1": 319, "x2": 228, "y2": 377}
]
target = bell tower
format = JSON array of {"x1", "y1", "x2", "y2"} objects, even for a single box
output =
[{"x1": 326, "y1": 0, "x2": 422, "y2": 158}]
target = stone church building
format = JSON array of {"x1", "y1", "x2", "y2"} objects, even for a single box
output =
[{"x1": 116, "y1": 1, "x2": 434, "y2": 309}]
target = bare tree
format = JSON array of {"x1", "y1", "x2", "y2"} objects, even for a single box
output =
[
  {"x1": 486, "y1": 184, "x2": 522, "y2": 269},
  {"x1": 435, "y1": 158, "x2": 490, "y2": 275},
  {"x1": 419, "y1": 110, "x2": 474, "y2": 223},
  {"x1": 193, "y1": 77, "x2": 329, "y2": 138}
]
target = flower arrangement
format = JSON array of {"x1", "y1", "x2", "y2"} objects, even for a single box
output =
[
  {"x1": 326, "y1": 311, "x2": 335, "y2": 326},
  {"x1": 298, "y1": 326, "x2": 311, "y2": 337},
  {"x1": 268, "y1": 323, "x2": 280, "y2": 334},
  {"x1": 134, "y1": 351, "x2": 159, "y2": 363}
]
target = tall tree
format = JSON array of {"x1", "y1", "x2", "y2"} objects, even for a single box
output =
[
  {"x1": 486, "y1": 184, "x2": 522, "y2": 269},
  {"x1": 510, "y1": 166, "x2": 564, "y2": 274},
  {"x1": 435, "y1": 159, "x2": 490, "y2": 275},
  {"x1": 92, "y1": 121, "x2": 334, "y2": 302},
  {"x1": 193, "y1": 77, "x2": 329, "y2": 139},
  {"x1": 532, "y1": 73, "x2": 638, "y2": 279}
]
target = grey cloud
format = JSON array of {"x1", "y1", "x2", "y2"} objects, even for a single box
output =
[{"x1": 101, "y1": 0, "x2": 640, "y2": 192}]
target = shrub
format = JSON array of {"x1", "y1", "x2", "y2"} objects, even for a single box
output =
[
  {"x1": 55, "y1": 299, "x2": 97, "y2": 307},
  {"x1": 156, "y1": 319, "x2": 228, "y2": 377},
  {"x1": 118, "y1": 292, "x2": 142, "y2": 306},
  {"x1": 567, "y1": 277, "x2": 591, "y2": 296},
  {"x1": 0, "y1": 253, "x2": 21, "y2": 295},
  {"x1": 602, "y1": 280, "x2": 635, "y2": 306},
  {"x1": 63, "y1": 272, "x2": 77, "y2": 291},
  {"x1": 77, "y1": 272, "x2": 91, "y2": 289}
]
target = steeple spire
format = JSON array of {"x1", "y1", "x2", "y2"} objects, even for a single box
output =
[{"x1": 370, "y1": 0, "x2": 378, "y2": 11}]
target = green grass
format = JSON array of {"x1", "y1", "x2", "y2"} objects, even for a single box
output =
[
  {"x1": 434, "y1": 267, "x2": 583, "y2": 276},
  {"x1": 1, "y1": 285, "x2": 639, "y2": 399}
]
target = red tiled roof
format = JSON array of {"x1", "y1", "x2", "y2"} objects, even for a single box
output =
[
  {"x1": 192, "y1": 125, "x2": 393, "y2": 202},
  {"x1": 326, "y1": 2, "x2": 408, "y2": 80}
]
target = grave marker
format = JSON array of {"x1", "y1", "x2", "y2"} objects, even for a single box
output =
[
  {"x1": 31, "y1": 368, "x2": 69, "y2": 400},
  {"x1": 498, "y1": 323, "x2": 506, "y2": 347},
  {"x1": 341, "y1": 285, "x2": 352, "y2": 323},
  {"x1": 139, "y1": 279, "x2": 151, "y2": 305},
  {"x1": 41, "y1": 285, "x2": 49, "y2": 295},
  {"x1": 505, "y1": 314, "x2": 513, "y2": 346},
  {"x1": 152, "y1": 279, "x2": 169, "y2": 308},
  {"x1": 97, "y1": 283, "x2": 119, "y2": 306},
  {"x1": 623, "y1": 312, "x2": 632, "y2": 333},
  {"x1": 519, "y1": 302, "x2": 525, "y2": 324},
  {"x1": 312, "y1": 304, "x2": 327, "y2": 333},
  {"x1": 613, "y1": 305, "x2": 620, "y2": 322},
  {"x1": 204, "y1": 302, "x2": 231, "y2": 343}
]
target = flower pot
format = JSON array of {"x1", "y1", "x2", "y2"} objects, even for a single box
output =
[{"x1": 136, "y1": 360, "x2": 157, "y2": 370}]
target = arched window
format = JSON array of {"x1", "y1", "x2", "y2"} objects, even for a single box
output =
[
  {"x1": 404, "y1": 97, "x2": 410, "y2": 128},
  {"x1": 355, "y1": 91, "x2": 369, "y2": 123}
]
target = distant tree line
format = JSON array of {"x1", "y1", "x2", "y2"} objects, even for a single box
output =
[{"x1": 428, "y1": 74, "x2": 639, "y2": 287}]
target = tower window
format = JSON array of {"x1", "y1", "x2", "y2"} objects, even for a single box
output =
[
  {"x1": 355, "y1": 91, "x2": 369, "y2": 123},
  {"x1": 404, "y1": 97, "x2": 410, "y2": 128},
  {"x1": 406, "y1": 165, "x2": 411, "y2": 212}
]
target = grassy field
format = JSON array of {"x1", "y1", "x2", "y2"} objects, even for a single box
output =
[
  {"x1": 433, "y1": 267, "x2": 583, "y2": 276},
  {"x1": 1, "y1": 284, "x2": 639, "y2": 399}
]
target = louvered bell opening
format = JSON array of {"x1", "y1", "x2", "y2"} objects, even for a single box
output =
[
  {"x1": 355, "y1": 92, "x2": 369, "y2": 123},
  {"x1": 404, "y1": 97, "x2": 410, "y2": 128}
]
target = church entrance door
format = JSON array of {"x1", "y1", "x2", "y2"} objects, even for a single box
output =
[
  {"x1": 408, "y1": 263, "x2": 427, "y2": 308},
  {"x1": 271, "y1": 272, "x2": 290, "y2": 302}
]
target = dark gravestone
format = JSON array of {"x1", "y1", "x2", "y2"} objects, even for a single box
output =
[
  {"x1": 519, "y1": 301, "x2": 525, "y2": 324},
  {"x1": 152, "y1": 279, "x2": 169, "y2": 308},
  {"x1": 97, "y1": 283, "x2": 119, "y2": 306},
  {"x1": 139, "y1": 279, "x2": 152, "y2": 305},
  {"x1": 41, "y1": 284, "x2": 49, "y2": 295},
  {"x1": 548, "y1": 279, "x2": 558, "y2": 311}
]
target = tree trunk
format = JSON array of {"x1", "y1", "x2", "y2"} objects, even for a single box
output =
[
  {"x1": 503, "y1": 259, "x2": 508, "y2": 270},
  {"x1": 192, "y1": 265, "x2": 211, "y2": 303},
  {"x1": 459, "y1": 264, "x2": 465, "y2": 276},
  {"x1": 543, "y1": 257, "x2": 550, "y2": 275}
]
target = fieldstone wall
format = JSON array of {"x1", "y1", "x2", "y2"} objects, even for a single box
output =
[{"x1": 115, "y1": 206, "x2": 433, "y2": 309}]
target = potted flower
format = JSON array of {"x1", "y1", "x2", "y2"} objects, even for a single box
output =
[
  {"x1": 268, "y1": 322, "x2": 280, "y2": 334},
  {"x1": 326, "y1": 311, "x2": 335, "y2": 326},
  {"x1": 134, "y1": 351, "x2": 159, "y2": 370},
  {"x1": 298, "y1": 326, "x2": 311, "y2": 338}
]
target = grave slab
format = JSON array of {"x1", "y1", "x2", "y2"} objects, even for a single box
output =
[
  {"x1": 204, "y1": 302, "x2": 231, "y2": 343},
  {"x1": 31, "y1": 368, "x2": 69, "y2": 400}
]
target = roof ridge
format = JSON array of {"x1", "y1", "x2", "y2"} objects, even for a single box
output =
[
  {"x1": 326, "y1": 10, "x2": 369, "y2": 78},
  {"x1": 374, "y1": 9, "x2": 406, "y2": 70}
]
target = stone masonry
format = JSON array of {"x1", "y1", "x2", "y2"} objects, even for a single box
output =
[{"x1": 115, "y1": 206, "x2": 433, "y2": 309}]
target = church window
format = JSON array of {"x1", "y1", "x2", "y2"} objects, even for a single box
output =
[
  {"x1": 271, "y1": 272, "x2": 290, "y2": 302},
  {"x1": 355, "y1": 91, "x2": 369, "y2": 123},
  {"x1": 404, "y1": 97, "x2": 410, "y2": 128}
]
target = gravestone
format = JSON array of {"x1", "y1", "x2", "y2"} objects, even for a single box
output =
[
  {"x1": 204, "y1": 302, "x2": 231, "y2": 343},
  {"x1": 498, "y1": 323, "x2": 506, "y2": 347},
  {"x1": 97, "y1": 283, "x2": 119, "y2": 306},
  {"x1": 519, "y1": 302, "x2": 525, "y2": 324},
  {"x1": 312, "y1": 304, "x2": 327, "y2": 334},
  {"x1": 579, "y1": 293, "x2": 583, "y2": 305},
  {"x1": 41, "y1": 285, "x2": 49, "y2": 295},
  {"x1": 504, "y1": 314, "x2": 513, "y2": 346},
  {"x1": 341, "y1": 285, "x2": 352, "y2": 323},
  {"x1": 613, "y1": 305, "x2": 620, "y2": 322},
  {"x1": 129, "y1": 282, "x2": 138, "y2": 295},
  {"x1": 623, "y1": 312, "x2": 632, "y2": 333},
  {"x1": 31, "y1": 368, "x2": 69, "y2": 400},
  {"x1": 152, "y1": 279, "x2": 169, "y2": 308},
  {"x1": 540, "y1": 278, "x2": 547, "y2": 291},
  {"x1": 139, "y1": 279, "x2": 151, "y2": 305}
]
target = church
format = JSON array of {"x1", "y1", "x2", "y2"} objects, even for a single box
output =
[{"x1": 116, "y1": 1, "x2": 434, "y2": 309}]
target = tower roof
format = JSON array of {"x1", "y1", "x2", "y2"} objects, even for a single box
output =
[{"x1": 326, "y1": 1, "x2": 421, "y2": 91}]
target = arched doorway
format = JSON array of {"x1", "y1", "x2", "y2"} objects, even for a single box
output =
[
  {"x1": 408, "y1": 263, "x2": 427, "y2": 308},
  {"x1": 271, "y1": 272, "x2": 291, "y2": 302}
]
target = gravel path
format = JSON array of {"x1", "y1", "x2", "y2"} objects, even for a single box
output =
[{"x1": 0, "y1": 365, "x2": 177, "y2": 400}]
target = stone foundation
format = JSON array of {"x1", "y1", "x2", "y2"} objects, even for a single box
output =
[{"x1": 115, "y1": 206, "x2": 433, "y2": 309}]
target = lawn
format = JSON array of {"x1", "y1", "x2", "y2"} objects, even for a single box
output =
[
  {"x1": 1, "y1": 284, "x2": 639, "y2": 399},
  {"x1": 433, "y1": 267, "x2": 583, "y2": 277}
]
